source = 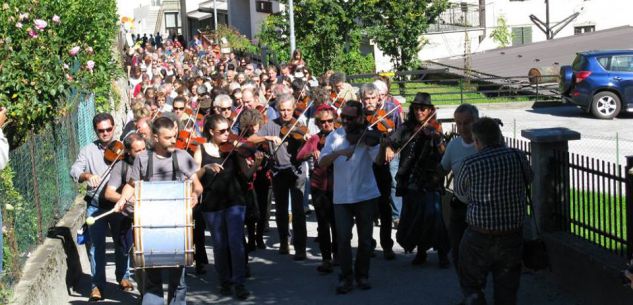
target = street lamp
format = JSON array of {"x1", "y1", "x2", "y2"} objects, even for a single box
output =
[{"x1": 288, "y1": 0, "x2": 296, "y2": 56}]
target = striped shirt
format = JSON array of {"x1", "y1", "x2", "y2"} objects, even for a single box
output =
[{"x1": 455, "y1": 146, "x2": 532, "y2": 232}]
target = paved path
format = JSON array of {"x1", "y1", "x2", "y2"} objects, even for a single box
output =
[{"x1": 67, "y1": 209, "x2": 585, "y2": 305}]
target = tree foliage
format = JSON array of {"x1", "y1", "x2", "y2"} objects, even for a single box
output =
[
  {"x1": 256, "y1": 0, "x2": 374, "y2": 75},
  {"x1": 360, "y1": 0, "x2": 448, "y2": 71},
  {"x1": 0, "y1": 0, "x2": 119, "y2": 145},
  {"x1": 490, "y1": 15, "x2": 512, "y2": 48}
]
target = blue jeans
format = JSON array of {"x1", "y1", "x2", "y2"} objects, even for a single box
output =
[
  {"x1": 86, "y1": 205, "x2": 131, "y2": 289},
  {"x1": 389, "y1": 155, "x2": 402, "y2": 219},
  {"x1": 141, "y1": 267, "x2": 186, "y2": 305},
  {"x1": 204, "y1": 205, "x2": 247, "y2": 285}
]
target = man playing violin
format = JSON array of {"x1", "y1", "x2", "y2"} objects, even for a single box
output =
[
  {"x1": 319, "y1": 101, "x2": 386, "y2": 294},
  {"x1": 102, "y1": 133, "x2": 147, "y2": 293},
  {"x1": 329, "y1": 72, "x2": 356, "y2": 104},
  {"x1": 172, "y1": 97, "x2": 189, "y2": 123},
  {"x1": 296, "y1": 104, "x2": 339, "y2": 273},
  {"x1": 360, "y1": 83, "x2": 396, "y2": 260},
  {"x1": 213, "y1": 94, "x2": 236, "y2": 127},
  {"x1": 248, "y1": 94, "x2": 309, "y2": 260},
  {"x1": 70, "y1": 113, "x2": 119, "y2": 301},
  {"x1": 385, "y1": 92, "x2": 449, "y2": 268}
]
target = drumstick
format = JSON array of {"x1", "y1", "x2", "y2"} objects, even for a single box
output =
[{"x1": 85, "y1": 208, "x2": 117, "y2": 226}]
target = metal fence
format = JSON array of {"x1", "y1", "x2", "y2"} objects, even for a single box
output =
[
  {"x1": 0, "y1": 93, "x2": 95, "y2": 284},
  {"x1": 349, "y1": 70, "x2": 561, "y2": 105},
  {"x1": 551, "y1": 151, "x2": 632, "y2": 258}
]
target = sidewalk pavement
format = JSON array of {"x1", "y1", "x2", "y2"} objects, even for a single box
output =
[{"x1": 67, "y1": 210, "x2": 585, "y2": 305}]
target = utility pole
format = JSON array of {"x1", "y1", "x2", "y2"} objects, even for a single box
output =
[
  {"x1": 288, "y1": 0, "x2": 296, "y2": 55},
  {"x1": 180, "y1": 0, "x2": 190, "y2": 44},
  {"x1": 530, "y1": 0, "x2": 579, "y2": 40},
  {"x1": 213, "y1": 0, "x2": 218, "y2": 31}
]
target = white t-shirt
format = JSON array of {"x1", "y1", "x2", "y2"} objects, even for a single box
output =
[
  {"x1": 440, "y1": 137, "x2": 478, "y2": 202},
  {"x1": 319, "y1": 128, "x2": 381, "y2": 204}
]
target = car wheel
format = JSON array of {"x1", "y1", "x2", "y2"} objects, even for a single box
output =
[{"x1": 591, "y1": 91, "x2": 621, "y2": 119}]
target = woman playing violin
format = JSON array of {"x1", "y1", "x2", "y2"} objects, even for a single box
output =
[
  {"x1": 193, "y1": 114, "x2": 262, "y2": 299},
  {"x1": 384, "y1": 92, "x2": 449, "y2": 268}
]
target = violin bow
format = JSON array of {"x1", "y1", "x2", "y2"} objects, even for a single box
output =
[
  {"x1": 270, "y1": 99, "x2": 314, "y2": 157},
  {"x1": 230, "y1": 105, "x2": 243, "y2": 129},
  {"x1": 345, "y1": 104, "x2": 401, "y2": 161},
  {"x1": 394, "y1": 110, "x2": 438, "y2": 156},
  {"x1": 184, "y1": 103, "x2": 203, "y2": 149},
  {"x1": 219, "y1": 127, "x2": 248, "y2": 167}
]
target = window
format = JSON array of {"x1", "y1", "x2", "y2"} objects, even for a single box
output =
[
  {"x1": 574, "y1": 25, "x2": 595, "y2": 35},
  {"x1": 597, "y1": 56, "x2": 610, "y2": 70},
  {"x1": 609, "y1": 55, "x2": 633, "y2": 72},
  {"x1": 164, "y1": 12, "x2": 181, "y2": 35},
  {"x1": 512, "y1": 27, "x2": 532, "y2": 46},
  {"x1": 151, "y1": 0, "x2": 162, "y2": 6}
]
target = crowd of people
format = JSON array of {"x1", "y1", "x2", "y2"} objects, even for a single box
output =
[{"x1": 69, "y1": 33, "x2": 537, "y2": 305}]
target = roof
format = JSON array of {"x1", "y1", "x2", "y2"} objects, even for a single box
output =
[{"x1": 427, "y1": 26, "x2": 633, "y2": 78}]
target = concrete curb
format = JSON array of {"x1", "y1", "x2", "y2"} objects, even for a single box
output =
[{"x1": 10, "y1": 196, "x2": 86, "y2": 305}]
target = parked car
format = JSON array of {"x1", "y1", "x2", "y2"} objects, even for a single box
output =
[{"x1": 560, "y1": 50, "x2": 633, "y2": 119}]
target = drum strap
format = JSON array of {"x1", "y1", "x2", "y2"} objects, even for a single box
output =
[{"x1": 143, "y1": 150, "x2": 181, "y2": 181}]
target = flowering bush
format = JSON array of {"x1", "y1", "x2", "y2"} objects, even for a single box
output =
[{"x1": 0, "y1": 0, "x2": 119, "y2": 146}]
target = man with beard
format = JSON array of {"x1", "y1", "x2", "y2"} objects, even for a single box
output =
[
  {"x1": 319, "y1": 101, "x2": 386, "y2": 294},
  {"x1": 114, "y1": 117, "x2": 203, "y2": 305}
]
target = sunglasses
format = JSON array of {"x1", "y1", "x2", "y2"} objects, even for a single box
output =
[
  {"x1": 214, "y1": 128, "x2": 230, "y2": 134},
  {"x1": 96, "y1": 127, "x2": 113, "y2": 133},
  {"x1": 215, "y1": 106, "x2": 232, "y2": 112},
  {"x1": 318, "y1": 119, "x2": 335, "y2": 124},
  {"x1": 173, "y1": 107, "x2": 185, "y2": 111}
]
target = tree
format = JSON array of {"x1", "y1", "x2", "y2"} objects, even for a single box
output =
[
  {"x1": 257, "y1": 0, "x2": 374, "y2": 75},
  {"x1": 361, "y1": 0, "x2": 448, "y2": 71},
  {"x1": 490, "y1": 15, "x2": 512, "y2": 47}
]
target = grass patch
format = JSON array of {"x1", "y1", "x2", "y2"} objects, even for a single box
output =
[
  {"x1": 565, "y1": 189, "x2": 627, "y2": 252},
  {"x1": 390, "y1": 81, "x2": 531, "y2": 106}
]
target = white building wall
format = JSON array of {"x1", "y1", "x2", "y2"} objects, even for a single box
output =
[{"x1": 373, "y1": 0, "x2": 633, "y2": 72}]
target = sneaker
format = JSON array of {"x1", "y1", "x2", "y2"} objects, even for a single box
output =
[
  {"x1": 356, "y1": 278, "x2": 372, "y2": 290},
  {"x1": 411, "y1": 252, "x2": 427, "y2": 266},
  {"x1": 119, "y1": 279, "x2": 134, "y2": 291},
  {"x1": 384, "y1": 249, "x2": 396, "y2": 260},
  {"x1": 89, "y1": 287, "x2": 103, "y2": 302},
  {"x1": 219, "y1": 283, "x2": 232, "y2": 296},
  {"x1": 336, "y1": 277, "x2": 354, "y2": 294},
  {"x1": 235, "y1": 284, "x2": 251, "y2": 300},
  {"x1": 316, "y1": 260, "x2": 333, "y2": 274}
]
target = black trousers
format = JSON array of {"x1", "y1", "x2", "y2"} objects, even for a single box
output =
[
  {"x1": 449, "y1": 197, "x2": 468, "y2": 271},
  {"x1": 253, "y1": 171, "x2": 271, "y2": 240},
  {"x1": 458, "y1": 228, "x2": 523, "y2": 305},
  {"x1": 272, "y1": 168, "x2": 307, "y2": 252},
  {"x1": 312, "y1": 188, "x2": 337, "y2": 261},
  {"x1": 193, "y1": 205, "x2": 208, "y2": 266},
  {"x1": 373, "y1": 163, "x2": 394, "y2": 251}
]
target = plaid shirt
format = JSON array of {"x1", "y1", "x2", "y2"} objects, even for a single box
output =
[{"x1": 455, "y1": 146, "x2": 532, "y2": 232}]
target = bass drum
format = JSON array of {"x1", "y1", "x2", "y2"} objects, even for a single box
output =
[{"x1": 133, "y1": 180, "x2": 194, "y2": 268}]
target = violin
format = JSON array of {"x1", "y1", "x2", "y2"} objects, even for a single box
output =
[
  {"x1": 175, "y1": 130, "x2": 206, "y2": 153},
  {"x1": 330, "y1": 91, "x2": 346, "y2": 109},
  {"x1": 294, "y1": 95, "x2": 310, "y2": 119},
  {"x1": 346, "y1": 128, "x2": 382, "y2": 147},
  {"x1": 366, "y1": 109, "x2": 395, "y2": 133},
  {"x1": 104, "y1": 140, "x2": 126, "y2": 164},
  {"x1": 256, "y1": 105, "x2": 269, "y2": 124},
  {"x1": 280, "y1": 118, "x2": 309, "y2": 142},
  {"x1": 219, "y1": 140, "x2": 260, "y2": 159},
  {"x1": 184, "y1": 107, "x2": 204, "y2": 122}
]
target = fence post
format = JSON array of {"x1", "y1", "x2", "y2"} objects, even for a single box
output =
[
  {"x1": 625, "y1": 156, "x2": 633, "y2": 259},
  {"x1": 28, "y1": 132, "x2": 44, "y2": 242},
  {"x1": 522, "y1": 128, "x2": 581, "y2": 232},
  {"x1": 459, "y1": 79, "x2": 464, "y2": 104}
]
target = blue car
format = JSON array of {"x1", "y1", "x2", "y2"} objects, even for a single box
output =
[{"x1": 560, "y1": 50, "x2": 633, "y2": 119}]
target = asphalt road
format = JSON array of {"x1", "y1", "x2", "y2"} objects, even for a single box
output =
[
  {"x1": 436, "y1": 102, "x2": 633, "y2": 165},
  {"x1": 67, "y1": 210, "x2": 585, "y2": 305}
]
